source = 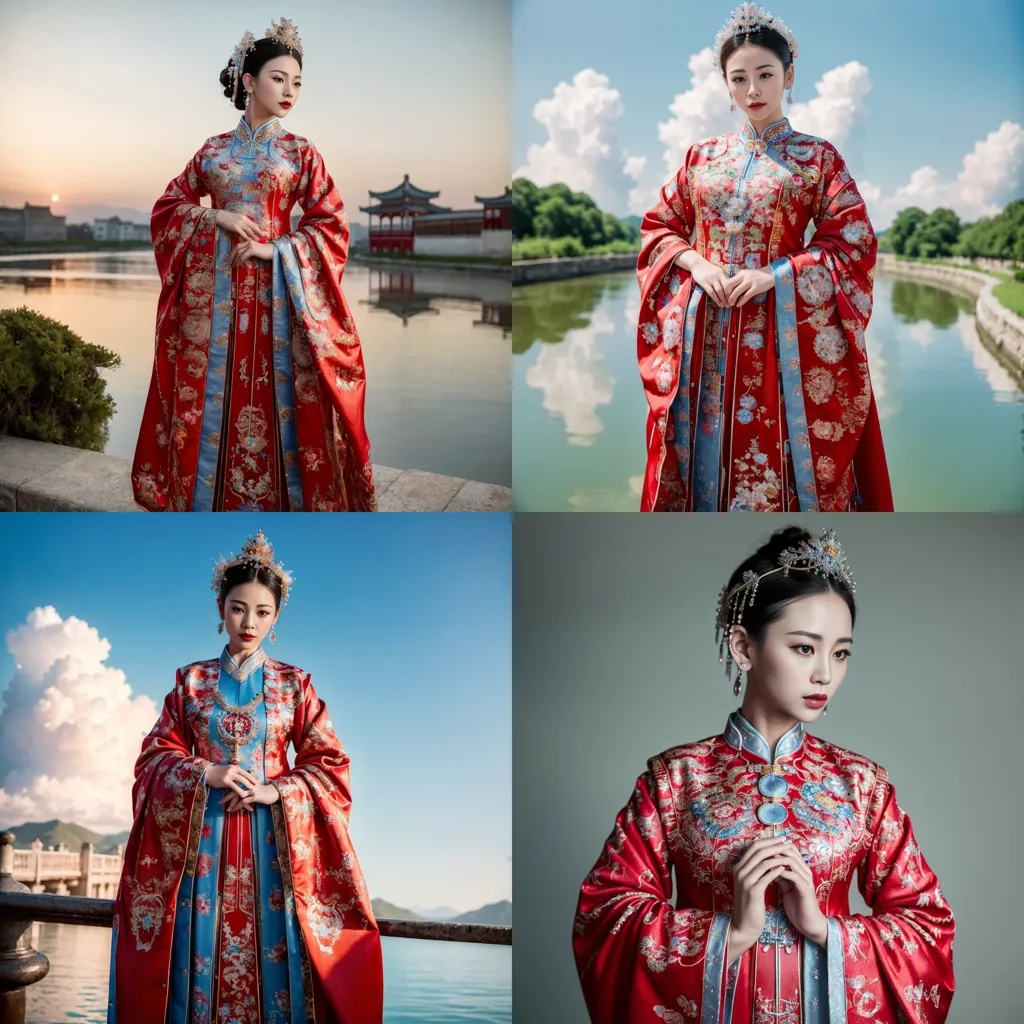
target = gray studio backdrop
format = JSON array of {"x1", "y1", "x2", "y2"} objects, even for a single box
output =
[{"x1": 513, "y1": 513, "x2": 1022, "y2": 1023}]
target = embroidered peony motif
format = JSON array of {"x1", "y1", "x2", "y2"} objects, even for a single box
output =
[
  {"x1": 803, "y1": 366, "x2": 836, "y2": 405},
  {"x1": 813, "y1": 326, "x2": 848, "y2": 364},
  {"x1": 796, "y1": 263, "x2": 835, "y2": 306},
  {"x1": 742, "y1": 331, "x2": 764, "y2": 349},
  {"x1": 663, "y1": 308, "x2": 683, "y2": 350}
]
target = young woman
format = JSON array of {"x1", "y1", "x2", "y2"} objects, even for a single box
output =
[
  {"x1": 133, "y1": 18, "x2": 376, "y2": 512},
  {"x1": 573, "y1": 526, "x2": 954, "y2": 1022},
  {"x1": 636, "y1": 4, "x2": 892, "y2": 512},
  {"x1": 107, "y1": 531, "x2": 383, "y2": 1024}
]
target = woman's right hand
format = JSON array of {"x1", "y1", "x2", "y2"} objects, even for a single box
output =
[
  {"x1": 687, "y1": 255, "x2": 733, "y2": 308},
  {"x1": 204, "y1": 762, "x2": 260, "y2": 799},
  {"x1": 215, "y1": 210, "x2": 262, "y2": 241},
  {"x1": 727, "y1": 836, "x2": 791, "y2": 964}
]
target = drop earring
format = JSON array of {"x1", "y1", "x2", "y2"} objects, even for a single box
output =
[
  {"x1": 217, "y1": 621, "x2": 224, "y2": 634},
  {"x1": 269, "y1": 628, "x2": 277, "y2": 644},
  {"x1": 787, "y1": 88, "x2": 793, "y2": 105},
  {"x1": 730, "y1": 102, "x2": 736, "y2": 112},
  {"x1": 822, "y1": 705, "x2": 828, "y2": 716}
]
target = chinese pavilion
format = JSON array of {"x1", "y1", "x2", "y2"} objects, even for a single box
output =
[
  {"x1": 475, "y1": 188, "x2": 513, "y2": 231},
  {"x1": 359, "y1": 175, "x2": 449, "y2": 254}
]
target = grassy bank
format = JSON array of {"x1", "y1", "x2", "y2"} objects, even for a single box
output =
[
  {"x1": 352, "y1": 251, "x2": 508, "y2": 267},
  {"x1": 888, "y1": 254, "x2": 1024, "y2": 318},
  {"x1": 0, "y1": 240, "x2": 152, "y2": 255},
  {"x1": 512, "y1": 238, "x2": 640, "y2": 261}
]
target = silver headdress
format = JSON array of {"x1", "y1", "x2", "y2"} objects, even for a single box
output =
[
  {"x1": 227, "y1": 29, "x2": 257, "y2": 104},
  {"x1": 713, "y1": 3, "x2": 799, "y2": 69},
  {"x1": 266, "y1": 17, "x2": 303, "y2": 57},
  {"x1": 715, "y1": 529, "x2": 854, "y2": 688},
  {"x1": 211, "y1": 530, "x2": 294, "y2": 607}
]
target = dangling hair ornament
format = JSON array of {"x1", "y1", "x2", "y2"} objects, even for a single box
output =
[
  {"x1": 715, "y1": 529, "x2": 854, "y2": 690},
  {"x1": 266, "y1": 16, "x2": 303, "y2": 57},
  {"x1": 228, "y1": 29, "x2": 257, "y2": 105},
  {"x1": 211, "y1": 530, "x2": 294, "y2": 606},
  {"x1": 712, "y1": 3, "x2": 799, "y2": 69}
]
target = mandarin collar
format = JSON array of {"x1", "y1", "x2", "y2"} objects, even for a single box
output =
[
  {"x1": 234, "y1": 116, "x2": 284, "y2": 145},
  {"x1": 741, "y1": 116, "x2": 793, "y2": 149},
  {"x1": 220, "y1": 644, "x2": 266, "y2": 682},
  {"x1": 723, "y1": 709, "x2": 805, "y2": 764}
]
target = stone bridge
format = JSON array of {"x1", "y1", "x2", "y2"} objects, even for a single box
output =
[{"x1": 11, "y1": 839, "x2": 122, "y2": 899}]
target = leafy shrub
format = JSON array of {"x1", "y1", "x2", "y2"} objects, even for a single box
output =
[{"x1": 0, "y1": 306, "x2": 121, "y2": 451}]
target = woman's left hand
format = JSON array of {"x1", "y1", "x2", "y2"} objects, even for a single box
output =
[
  {"x1": 221, "y1": 780, "x2": 281, "y2": 813},
  {"x1": 228, "y1": 239, "x2": 274, "y2": 267},
  {"x1": 725, "y1": 267, "x2": 775, "y2": 307},
  {"x1": 773, "y1": 841, "x2": 829, "y2": 946}
]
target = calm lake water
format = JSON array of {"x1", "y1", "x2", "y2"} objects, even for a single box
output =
[
  {"x1": 513, "y1": 271, "x2": 1024, "y2": 511},
  {"x1": 25, "y1": 922, "x2": 511, "y2": 1024},
  {"x1": 0, "y1": 252, "x2": 511, "y2": 486}
]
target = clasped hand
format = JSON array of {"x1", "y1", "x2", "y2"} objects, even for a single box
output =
[
  {"x1": 680, "y1": 254, "x2": 774, "y2": 308},
  {"x1": 729, "y1": 836, "x2": 828, "y2": 962},
  {"x1": 204, "y1": 762, "x2": 280, "y2": 813},
  {"x1": 214, "y1": 210, "x2": 274, "y2": 266}
]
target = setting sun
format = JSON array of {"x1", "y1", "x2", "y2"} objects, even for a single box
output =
[{"x1": 51, "y1": 193, "x2": 59, "y2": 202}]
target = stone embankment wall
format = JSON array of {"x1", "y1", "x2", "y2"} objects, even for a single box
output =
[
  {"x1": 512, "y1": 253, "x2": 637, "y2": 285},
  {"x1": 876, "y1": 254, "x2": 1024, "y2": 374}
]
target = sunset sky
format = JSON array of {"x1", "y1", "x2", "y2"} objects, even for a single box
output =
[{"x1": 0, "y1": 0, "x2": 510, "y2": 225}]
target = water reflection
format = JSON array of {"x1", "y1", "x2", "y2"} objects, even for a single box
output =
[
  {"x1": 890, "y1": 278, "x2": 973, "y2": 329},
  {"x1": 513, "y1": 271, "x2": 1023, "y2": 511},
  {"x1": 25, "y1": 924, "x2": 511, "y2": 1024},
  {"x1": 0, "y1": 254, "x2": 511, "y2": 486}
]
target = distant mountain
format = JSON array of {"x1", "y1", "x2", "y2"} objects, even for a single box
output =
[
  {"x1": 372, "y1": 899, "x2": 511, "y2": 925},
  {"x1": 63, "y1": 204, "x2": 152, "y2": 226},
  {"x1": 1, "y1": 819, "x2": 124, "y2": 852},
  {"x1": 621, "y1": 215, "x2": 642, "y2": 229},
  {"x1": 452, "y1": 900, "x2": 512, "y2": 927},
  {"x1": 371, "y1": 899, "x2": 424, "y2": 921},
  {"x1": 410, "y1": 904, "x2": 460, "y2": 920}
]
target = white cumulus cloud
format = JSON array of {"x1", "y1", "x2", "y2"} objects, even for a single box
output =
[
  {"x1": 515, "y1": 68, "x2": 642, "y2": 211},
  {"x1": 862, "y1": 121, "x2": 1024, "y2": 229},
  {"x1": 0, "y1": 607, "x2": 158, "y2": 834}
]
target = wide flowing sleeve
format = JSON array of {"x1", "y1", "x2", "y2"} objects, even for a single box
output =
[
  {"x1": 133, "y1": 145, "x2": 219, "y2": 511},
  {"x1": 767, "y1": 144, "x2": 893, "y2": 511},
  {"x1": 573, "y1": 768, "x2": 734, "y2": 1024},
  {"x1": 270, "y1": 141, "x2": 375, "y2": 511},
  {"x1": 271, "y1": 673, "x2": 383, "y2": 1024},
  {"x1": 150, "y1": 146, "x2": 218, "y2": 287},
  {"x1": 110, "y1": 672, "x2": 211, "y2": 1022},
  {"x1": 825, "y1": 772, "x2": 955, "y2": 1022}
]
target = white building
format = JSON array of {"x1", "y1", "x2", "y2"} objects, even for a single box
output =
[{"x1": 93, "y1": 216, "x2": 151, "y2": 242}]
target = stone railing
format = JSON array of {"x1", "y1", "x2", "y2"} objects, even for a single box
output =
[
  {"x1": 876, "y1": 254, "x2": 1024, "y2": 376},
  {"x1": 9, "y1": 839, "x2": 123, "y2": 899},
  {"x1": 0, "y1": 832, "x2": 510, "y2": 1024}
]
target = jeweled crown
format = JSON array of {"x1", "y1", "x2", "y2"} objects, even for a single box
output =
[
  {"x1": 266, "y1": 17, "x2": 303, "y2": 56},
  {"x1": 211, "y1": 530, "x2": 294, "y2": 606},
  {"x1": 713, "y1": 3, "x2": 799, "y2": 69},
  {"x1": 715, "y1": 529, "x2": 854, "y2": 684}
]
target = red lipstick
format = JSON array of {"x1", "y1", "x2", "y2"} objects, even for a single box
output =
[{"x1": 803, "y1": 694, "x2": 828, "y2": 709}]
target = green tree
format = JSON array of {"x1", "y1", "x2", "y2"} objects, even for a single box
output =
[
  {"x1": 905, "y1": 207, "x2": 961, "y2": 258},
  {"x1": 887, "y1": 206, "x2": 928, "y2": 256}
]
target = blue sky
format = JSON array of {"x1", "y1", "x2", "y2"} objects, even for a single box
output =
[
  {"x1": 0, "y1": 514, "x2": 511, "y2": 913},
  {"x1": 513, "y1": 0, "x2": 1024, "y2": 221}
]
